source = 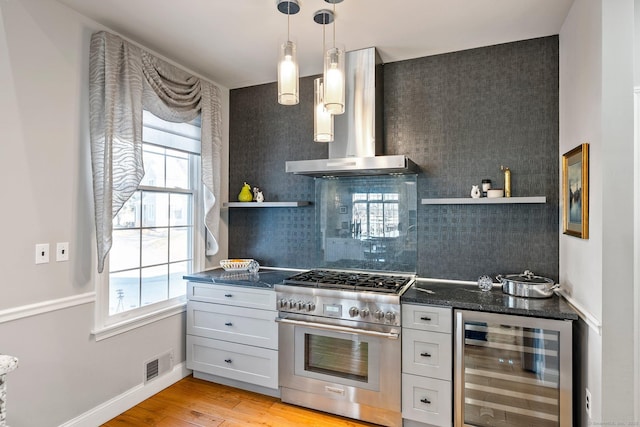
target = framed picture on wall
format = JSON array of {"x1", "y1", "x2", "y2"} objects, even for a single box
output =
[{"x1": 562, "y1": 143, "x2": 589, "y2": 239}]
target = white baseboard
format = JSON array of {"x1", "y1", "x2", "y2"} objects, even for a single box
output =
[{"x1": 58, "y1": 362, "x2": 191, "y2": 427}]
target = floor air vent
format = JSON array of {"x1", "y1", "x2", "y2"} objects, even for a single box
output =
[{"x1": 144, "y1": 350, "x2": 174, "y2": 383}]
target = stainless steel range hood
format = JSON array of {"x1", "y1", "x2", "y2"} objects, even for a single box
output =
[{"x1": 285, "y1": 47, "x2": 419, "y2": 177}]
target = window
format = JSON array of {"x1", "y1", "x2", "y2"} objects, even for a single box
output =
[{"x1": 95, "y1": 111, "x2": 203, "y2": 337}]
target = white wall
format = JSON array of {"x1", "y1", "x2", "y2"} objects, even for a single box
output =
[
  {"x1": 560, "y1": 0, "x2": 636, "y2": 423},
  {"x1": 0, "y1": 0, "x2": 229, "y2": 425}
]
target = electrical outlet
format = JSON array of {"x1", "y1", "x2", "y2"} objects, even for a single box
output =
[
  {"x1": 35, "y1": 243, "x2": 49, "y2": 264},
  {"x1": 56, "y1": 242, "x2": 69, "y2": 262},
  {"x1": 585, "y1": 388, "x2": 592, "y2": 419}
]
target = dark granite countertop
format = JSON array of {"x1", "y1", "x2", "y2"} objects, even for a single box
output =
[
  {"x1": 402, "y1": 279, "x2": 579, "y2": 321},
  {"x1": 183, "y1": 267, "x2": 299, "y2": 289},
  {"x1": 185, "y1": 268, "x2": 579, "y2": 321}
]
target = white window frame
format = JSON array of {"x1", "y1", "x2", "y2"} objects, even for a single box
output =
[{"x1": 92, "y1": 113, "x2": 205, "y2": 341}]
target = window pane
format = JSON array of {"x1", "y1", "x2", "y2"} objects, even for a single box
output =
[
  {"x1": 142, "y1": 192, "x2": 169, "y2": 227},
  {"x1": 109, "y1": 269, "x2": 140, "y2": 314},
  {"x1": 142, "y1": 228, "x2": 168, "y2": 266},
  {"x1": 110, "y1": 229, "x2": 140, "y2": 271},
  {"x1": 170, "y1": 227, "x2": 190, "y2": 262},
  {"x1": 169, "y1": 261, "x2": 189, "y2": 298},
  {"x1": 170, "y1": 194, "x2": 192, "y2": 226},
  {"x1": 166, "y1": 149, "x2": 190, "y2": 189},
  {"x1": 141, "y1": 265, "x2": 168, "y2": 306},
  {"x1": 141, "y1": 148, "x2": 165, "y2": 187},
  {"x1": 106, "y1": 112, "x2": 199, "y2": 321},
  {"x1": 114, "y1": 191, "x2": 141, "y2": 228}
]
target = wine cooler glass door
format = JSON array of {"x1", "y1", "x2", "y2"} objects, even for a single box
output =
[{"x1": 454, "y1": 310, "x2": 572, "y2": 427}]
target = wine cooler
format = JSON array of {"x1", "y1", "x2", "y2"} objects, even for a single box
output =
[{"x1": 454, "y1": 310, "x2": 572, "y2": 426}]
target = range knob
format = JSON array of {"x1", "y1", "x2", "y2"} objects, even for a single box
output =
[
  {"x1": 288, "y1": 299, "x2": 297, "y2": 309},
  {"x1": 385, "y1": 311, "x2": 397, "y2": 322},
  {"x1": 297, "y1": 300, "x2": 306, "y2": 310},
  {"x1": 348, "y1": 307, "x2": 359, "y2": 317},
  {"x1": 279, "y1": 298, "x2": 288, "y2": 308},
  {"x1": 305, "y1": 302, "x2": 316, "y2": 312},
  {"x1": 360, "y1": 308, "x2": 370, "y2": 318},
  {"x1": 374, "y1": 310, "x2": 385, "y2": 320}
]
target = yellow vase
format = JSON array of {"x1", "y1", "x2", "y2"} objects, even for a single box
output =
[{"x1": 238, "y1": 182, "x2": 253, "y2": 202}]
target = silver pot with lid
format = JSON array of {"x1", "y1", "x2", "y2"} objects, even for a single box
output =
[{"x1": 497, "y1": 270, "x2": 559, "y2": 298}]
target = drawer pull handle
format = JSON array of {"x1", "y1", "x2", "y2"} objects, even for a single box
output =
[
  {"x1": 224, "y1": 294, "x2": 233, "y2": 298},
  {"x1": 420, "y1": 398, "x2": 431, "y2": 405},
  {"x1": 420, "y1": 352, "x2": 432, "y2": 358},
  {"x1": 420, "y1": 316, "x2": 432, "y2": 321},
  {"x1": 224, "y1": 322, "x2": 233, "y2": 326},
  {"x1": 224, "y1": 359, "x2": 232, "y2": 364}
]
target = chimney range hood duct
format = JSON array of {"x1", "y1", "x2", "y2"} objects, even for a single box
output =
[{"x1": 285, "y1": 47, "x2": 419, "y2": 177}]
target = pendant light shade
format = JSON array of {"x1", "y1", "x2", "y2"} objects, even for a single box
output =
[
  {"x1": 278, "y1": 40, "x2": 299, "y2": 105},
  {"x1": 277, "y1": 0, "x2": 300, "y2": 106},
  {"x1": 314, "y1": 78, "x2": 333, "y2": 142},
  {"x1": 323, "y1": 46, "x2": 345, "y2": 114},
  {"x1": 322, "y1": 0, "x2": 345, "y2": 115}
]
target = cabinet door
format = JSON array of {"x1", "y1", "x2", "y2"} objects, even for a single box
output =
[
  {"x1": 187, "y1": 301, "x2": 277, "y2": 349},
  {"x1": 188, "y1": 282, "x2": 276, "y2": 310},
  {"x1": 403, "y1": 305, "x2": 452, "y2": 333},
  {"x1": 187, "y1": 335, "x2": 278, "y2": 389},
  {"x1": 402, "y1": 329, "x2": 452, "y2": 381},
  {"x1": 402, "y1": 373, "x2": 452, "y2": 427}
]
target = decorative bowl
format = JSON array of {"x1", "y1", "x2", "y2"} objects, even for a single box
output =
[
  {"x1": 487, "y1": 189, "x2": 504, "y2": 198},
  {"x1": 220, "y1": 259, "x2": 254, "y2": 271}
]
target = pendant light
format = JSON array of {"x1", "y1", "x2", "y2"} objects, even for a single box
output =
[
  {"x1": 313, "y1": 9, "x2": 334, "y2": 142},
  {"x1": 323, "y1": 0, "x2": 345, "y2": 115},
  {"x1": 314, "y1": 78, "x2": 333, "y2": 142},
  {"x1": 277, "y1": 0, "x2": 300, "y2": 105}
]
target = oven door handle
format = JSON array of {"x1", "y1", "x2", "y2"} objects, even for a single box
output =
[{"x1": 276, "y1": 317, "x2": 400, "y2": 340}]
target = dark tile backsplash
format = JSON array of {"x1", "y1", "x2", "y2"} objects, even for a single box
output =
[{"x1": 228, "y1": 36, "x2": 559, "y2": 282}]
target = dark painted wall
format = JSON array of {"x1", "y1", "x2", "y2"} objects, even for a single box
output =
[{"x1": 228, "y1": 36, "x2": 559, "y2": 281}]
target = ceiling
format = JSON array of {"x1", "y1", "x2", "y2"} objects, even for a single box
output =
[{"x1": 57, "y1": 0, "x2": 574, "y2": 89}]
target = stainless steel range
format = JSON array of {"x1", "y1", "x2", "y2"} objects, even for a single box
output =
[{"x1": 276, "y1": 269, "x2": 415, "y2": 427}]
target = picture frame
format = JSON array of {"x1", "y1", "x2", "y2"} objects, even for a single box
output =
[{"x1": 562, "y1": 143, "x2": 589, "y2": 239}]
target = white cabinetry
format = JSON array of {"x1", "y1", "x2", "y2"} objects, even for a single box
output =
[
  {"x1": 186, "y1": 282, "x2": 279, "y2": 395},
  {"x1": 402, "y1": 304, "x2": 453, "y2": 427}
]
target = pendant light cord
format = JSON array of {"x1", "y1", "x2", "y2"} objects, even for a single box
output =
[
  {"x1": 332, "y1": 2, "x2": 336, "y2": 48},
  {"x1": 287, "y1": 3, "x2": 291, "y2": 41},
  {"x1": 322, "y1": 18, "x2": 326, "y2": 61}
]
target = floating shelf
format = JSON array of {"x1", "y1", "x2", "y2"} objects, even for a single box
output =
[
  {"x1": 421, "y1": 196, "x2": 546, "y2": 205},
  {"x1": 223, "y1": 201, "x2": 311, "y2": 208}
]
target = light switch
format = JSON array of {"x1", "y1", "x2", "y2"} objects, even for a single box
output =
[
  {"x1": 35, "y1": 243, "x2": 49, "y2": 264},
  {"x1": 56, "y1": 242, "x2": 69, "y2": 262}
]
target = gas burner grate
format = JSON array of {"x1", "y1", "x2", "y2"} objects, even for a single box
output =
[{"x1": 284, "y1": 270, "x2": 412, "y2": 293}]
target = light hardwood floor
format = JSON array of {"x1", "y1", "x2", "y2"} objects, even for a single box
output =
[{"x1": 102, "y1": 375, "x2": 380, "y2": 426}]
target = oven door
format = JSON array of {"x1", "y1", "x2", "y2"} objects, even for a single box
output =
[{"x1": 277, "y1": 314, "x2": 402, "y2": 427}]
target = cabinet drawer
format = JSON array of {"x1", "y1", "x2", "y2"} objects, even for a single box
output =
[
  {"x1": 402, "y1": 329, "x2": 452, "y2": 381},
  {"x1": 402, "y1": 373, "x2": 452, "y2": 427},
  {"x1": 187, "y1": 301, "x2": 277, "y2": 349},
  {"x1": 188, "y1": 282, "x2": 275, "y2": 310},
  {"x1": 186, "y1": 335, "x2": 278, "y2": 389},
  {"x1": 403, "y1": 304, "x2": 452, "y2": 333}
]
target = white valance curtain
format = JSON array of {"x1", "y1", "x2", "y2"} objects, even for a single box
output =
[{"x1": 89, "y1": 31, "x2": 221, "y2": 273}]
